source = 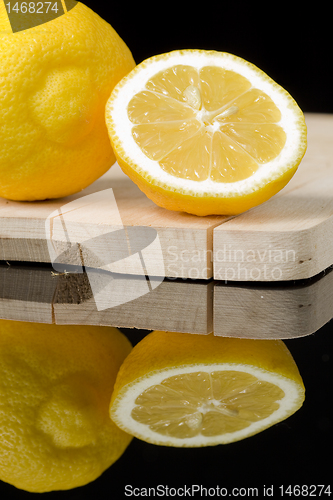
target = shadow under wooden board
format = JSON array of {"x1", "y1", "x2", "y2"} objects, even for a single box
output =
[
  {"x1": 0, "y1": 262, "x2": 332, "y2": 338},
  {"x1": 0, "y1": 113, "x2": 332, "y2": 282}
]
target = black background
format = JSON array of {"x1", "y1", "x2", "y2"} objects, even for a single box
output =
[
  {"x1": 85, "y1": 1, "x2": 332, "y2": 114},
  {"x1": 1, "y1": 1, "x2": 332, "y2": 498}
]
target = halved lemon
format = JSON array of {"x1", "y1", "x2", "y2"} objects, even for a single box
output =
[
  {"x1": 110, "y1": 331, "x2": 305, "y2": 447},
  {"x1": 105, "y1": 50, "x2": 307, "y2": 215}
]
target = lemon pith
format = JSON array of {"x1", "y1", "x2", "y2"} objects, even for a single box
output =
[
  {"x1": 106, "y1": 50, "x2": 307, "y2": 215},
  {"x1": 0, "y1": 1, "x2": 135, "y2": 201},
  {"x1": 110, "y1": 331, "x2": 305, "y2": 447}
]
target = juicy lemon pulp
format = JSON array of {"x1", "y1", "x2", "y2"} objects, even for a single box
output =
[
  {"x1": 131, "y1": 370, "x2": 284, "y2": 439},
  {"x1": 127, "y1": 65, "x2": 286, "y2": 183}
]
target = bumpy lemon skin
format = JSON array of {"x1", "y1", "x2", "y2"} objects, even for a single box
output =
[
  {"x1": 0, "y1": 2, "x2": 135, "y2": 201},
  {"x1": 0, "y1": 320, "x2": 133, "y2": 493},
  {"x1": 110, "y1": 331, "x2": 305, "y2": 393}
]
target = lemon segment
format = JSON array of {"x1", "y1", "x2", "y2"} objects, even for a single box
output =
[
  {"x1": 160, "y1": 128, "x2": 211, "y2": 181},
  {"x1": 106, "y1": 50, "x2": 307, "y2": 215},
  {"x1": 211, "y1": 130, "x2": 259, "y2": 182},
  {"x1": 132, "y1": 119, "x2": 201, "y2": 162},
  {"x1": 127, "y1": 64, "x2": 287, "y2": 183},
  {"x1": 128, "y1": 90, "x2": 197, "y2": 123},
  {"x1": 110, "y1": 331, "x2": 305, "y2": 447},
  {"x1": 131, "y1": 370, "x2": 285, "y2": 438}
]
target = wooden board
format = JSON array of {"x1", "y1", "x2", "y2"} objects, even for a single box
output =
[
  {"x1": 0, "y1": 113, "x2": 332, "y2": 282},
  {"x1": 1, "y1": 262, "x2": 332, "y2": 338},
  {"x1": 0, "y1": 165, "x2": 227, "y2": 281}
]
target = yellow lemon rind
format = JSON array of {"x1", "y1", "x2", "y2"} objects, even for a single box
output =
[
  {"x1": 0, "y1": 320, "x2": 133, "y2": 492},
  {"x1": 115, "y1": 153, "x2": 300, "y2": 215},
  {"x1": 0, "y1": 2, "x2": 135, "y2": 201}
]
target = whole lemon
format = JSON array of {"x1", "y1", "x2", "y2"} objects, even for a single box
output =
[
  {"x1": 0, "y1": 1, "x2": 135, "y2": 200},
  {"x1": 0, "y1": 320, "x2": 132, "y2": 492}
]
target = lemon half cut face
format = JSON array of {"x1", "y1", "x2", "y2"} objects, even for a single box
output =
[{"x1": 106, "y1": 50, "x2": 307, "y2": 215}]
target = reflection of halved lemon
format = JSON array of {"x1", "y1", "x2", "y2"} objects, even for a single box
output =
[
  {"x1": 110, "y1": 331, "x2": 305, "y2": 447},
  {"x1": 0, "y1": 321, "x2": 132, "y2": 492},
  {"x1": 105, "y1": 50, "x2": 307, "y2": 215}
]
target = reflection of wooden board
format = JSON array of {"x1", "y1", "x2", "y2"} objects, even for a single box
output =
[
  {"x1": 0, "y1": 264, "x2": 56, "y2": 324},
  {"x1": 0, "y1": 263, "x2": 332, "y2": 338},
  {"x1": 54, "y1": 278, "x2": 213, "y2": 334},
  {"x1": 214, "y1": 268, "x2": 333, "y2": 338},
  {"x1": 0, "y1": 114, "x2": 332, "y2": 281},
  {"x1": 0, "y1": 264, "x2": 213, "y2": 334}
]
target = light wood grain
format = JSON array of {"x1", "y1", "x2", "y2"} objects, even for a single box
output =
[
  {"x1": 213, "y1": 267, "x2": 333, "y2": 338},
  {"x1": 1, "y1": 262, "x2": 332, "y2": 338},
  {"x1": 0, "y1": 164, "x2": 228, "y2": 279},
  {"x1": 0, "y1": 264, "x2": 213, "y2": 334},
  {"x1": 213, "y1": 113, "x2": 333, "y2": 281}
]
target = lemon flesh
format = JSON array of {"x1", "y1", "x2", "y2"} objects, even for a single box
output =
[
  {"x1": 132, "y1": 370, "x2": 285, "y2": 438},
  {"x1": 128, "y1": 65, "x2": 286, "y2": 183}
]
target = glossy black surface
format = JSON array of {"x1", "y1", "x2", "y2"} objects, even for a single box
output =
[
  {"x1": 82, "y1": 1, "x2": 332, "y2": 115},
  {"x1": 0, "y1": 261, "x2": 331, "y2": 498}
]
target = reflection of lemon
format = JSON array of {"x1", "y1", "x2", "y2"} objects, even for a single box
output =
[
  {"x1": 0, "y1": 2, "x2": 134, "y2": 200},
  {"x1": 0, "y1": 320, "x2": 132, "y2": 492},
  {"x1": 110, "y1": 331, "x2": 305, "y2": 447},
  {"x1": 106, "y1": 49, "x2": 307, "y2": 215}
]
